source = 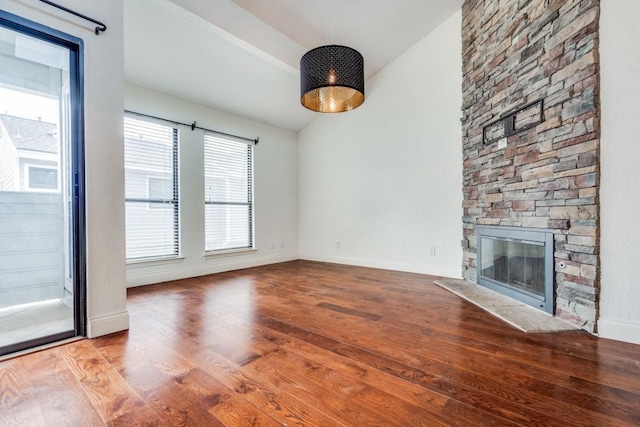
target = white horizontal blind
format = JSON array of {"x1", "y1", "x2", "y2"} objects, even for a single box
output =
[
  {"x1": 124, "y1": 116, "x2": 179, "y2": 260},
  {"x1": 204, "y1": 133, "x2": 253, "y2": 252}
]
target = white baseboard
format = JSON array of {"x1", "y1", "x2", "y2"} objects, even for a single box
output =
[
  {"x1": 87, "y1": 310, "x2": 130, "y2": 338},
  {"x1": 126, "y1": 252, "x2": 298, "y2": 288},
  {"x1": 299, "y1": 254, "x2": 462, "y2": 279},
  {"x1": 597, "y1": 319, "x2": 640, "y2": 345}
]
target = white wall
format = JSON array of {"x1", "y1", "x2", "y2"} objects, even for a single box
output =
[
  {"x1": 124, "y1": 83, "x2": 298, "y2": 286},
  {"x1": 1, "y1": 0, "x2": 128, "y2": 337},
  {"x1": 298, "y1": 11, "x2": 463, "y2": 278},
  {"x1": 599, "y1": 0, "x2": 640, "y2": 345}
]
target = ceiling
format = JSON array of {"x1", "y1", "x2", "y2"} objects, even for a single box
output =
[{"x1": 124, "y1": 0, "x2": 462, "y2": 132}]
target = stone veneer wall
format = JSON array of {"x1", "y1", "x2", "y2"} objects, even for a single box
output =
[{"x1": 461, "y1": 0, "x2": 600, "y2": 332}]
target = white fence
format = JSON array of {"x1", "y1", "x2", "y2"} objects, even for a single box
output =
[{"x1": 0, "y1": 191, "x2": 65, "y2": 308}]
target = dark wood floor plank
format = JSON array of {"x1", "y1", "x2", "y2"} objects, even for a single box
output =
[{"x1": 316, "y1": 301, "x2": 383, "y2": 321}]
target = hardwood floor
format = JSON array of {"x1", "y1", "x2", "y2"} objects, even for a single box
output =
[{"x1": 1, "y1": 260, "x2": 639, "y2": 426}]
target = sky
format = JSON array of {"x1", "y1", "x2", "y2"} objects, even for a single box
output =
[{"x1": 0, "y1": 86, "x2": 58, "y2": 124}]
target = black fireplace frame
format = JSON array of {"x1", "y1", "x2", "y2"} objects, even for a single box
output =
[{"x1": 477, "y1": 225, "x2": 554, "y2": 314}]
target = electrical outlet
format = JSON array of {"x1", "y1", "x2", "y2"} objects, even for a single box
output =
[
  {"x1": 280, "y1": 240, "x2": 284, "y2": 248},
  {"x1": 429, "y1": 246, "x2": 436, "y2": 256},
  {"x1": 336, "y1": 240, "x2": 341, "y2": 249},
  {"x1": 497, "y1": 137, "x2": 507, "y2": 149},
  {"x1": 270, "y1": 240, "x2": 274, "y2": 249}
]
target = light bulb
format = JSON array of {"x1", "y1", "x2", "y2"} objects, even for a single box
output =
[{"x1": 328, "y1": 68, "x2": 337, "y2": 84}]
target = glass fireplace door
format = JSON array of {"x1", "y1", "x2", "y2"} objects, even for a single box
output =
[
  {"x1": 477, "y1": 226, "x2": 554, "y2": 314},
  {"x1": 480, "y1": 238, "x2": 545, "y2": 298}
]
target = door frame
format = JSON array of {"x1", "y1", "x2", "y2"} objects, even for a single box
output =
[{"x1": 0, "y1": 10, "x2": 86, "y2": 355}]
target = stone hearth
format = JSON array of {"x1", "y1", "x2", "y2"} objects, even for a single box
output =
[{"x1": 434, "y1": 278, "x2": 578, "y2": 333}]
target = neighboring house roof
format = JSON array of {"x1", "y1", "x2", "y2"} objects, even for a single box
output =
[{"x1": 0, "y1": 115, "x2": 58, "y2": 154}]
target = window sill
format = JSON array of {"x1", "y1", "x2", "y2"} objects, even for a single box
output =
[
  {"x1": 203, "y1": 248, "x2": 257, "y2": 259},
  {"x1": 127, "y1": 256, "x2": 185, "y2": 268}
]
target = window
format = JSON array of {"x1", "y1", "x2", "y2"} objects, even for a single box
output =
[
  {"x1": 124, "y1": 116, "x2": 179, "y2": 260},
  {"x1": 204, "y1": 133, "x2": 253, "y2": 252},
  {"x1": 26, "y1": 165, "x2": 59, "y2": 191}
]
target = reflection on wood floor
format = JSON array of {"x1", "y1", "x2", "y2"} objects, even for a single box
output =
[{"x1": 1, "y1": 260, "x2": 639, "y2": 426}]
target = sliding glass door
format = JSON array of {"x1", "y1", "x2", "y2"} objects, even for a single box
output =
[{"x1": 0, "y1": 11, "x2": 85, "y2": 356}]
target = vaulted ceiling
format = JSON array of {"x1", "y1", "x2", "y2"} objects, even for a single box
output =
[{"x1": 124, "y1": 0, "x2": 462, "y2": 131}]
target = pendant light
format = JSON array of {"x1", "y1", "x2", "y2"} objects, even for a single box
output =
[{"x1": 300, "y1": 45, "x2": 365, "y2": 113}]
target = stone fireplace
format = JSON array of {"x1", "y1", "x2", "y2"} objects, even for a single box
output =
[{"x1": 461, "y1": 0, "x2": 600, "y2": 332}]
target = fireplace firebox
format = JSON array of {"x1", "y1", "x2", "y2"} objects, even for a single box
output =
[{"x1": 477, "y1": 226, "x2": 554, "y2": 314}]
